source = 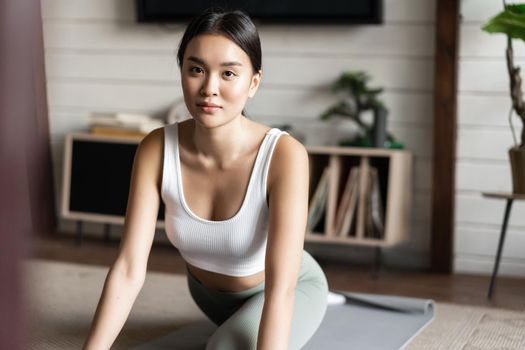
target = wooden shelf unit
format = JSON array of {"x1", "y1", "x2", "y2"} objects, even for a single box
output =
[{"x1": 305, "y1": 146, "x2": 412, "y2": 247}]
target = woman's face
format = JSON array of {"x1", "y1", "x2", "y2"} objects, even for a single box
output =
[{"x1": 181, "y1": 34, "x2": 261, "y2": 128}]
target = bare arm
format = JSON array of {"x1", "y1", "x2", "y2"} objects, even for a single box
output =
[
  {"x1": 83, "y1": 129, "x2": 164, "y2": 350},
  {"x1": 257, "y1": 135, "x2": 309, "y2": 350}
]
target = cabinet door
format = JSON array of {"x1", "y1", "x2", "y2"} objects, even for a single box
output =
[{"x1": 65, "y1": 137, "x2": 165, "y2": 220}]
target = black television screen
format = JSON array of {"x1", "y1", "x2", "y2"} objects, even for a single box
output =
[{"x1": 136, "y1": 0, "x2": 383, "y2": 24}]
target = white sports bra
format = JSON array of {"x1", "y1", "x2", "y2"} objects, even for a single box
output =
[{"x1": 161, "y1": 122, "x2": 289, "y2": 277}]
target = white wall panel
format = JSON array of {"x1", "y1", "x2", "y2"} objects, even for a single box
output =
[
  {"x1": 42, "y1": 0, "x2": 136, "y2": 21},
  {"x1": 47, "y1": 80, "x2": 183, "y2": 111},
  {"x1": 456, "y1": 161, "x2": 511, "y2": 193},
  {"x1": 459, "y1": 60, "x2": 525, "y2": 93},
  {"x1": 458, "y1": 94, "x2": 514, "y2": 127},
  {"x1": 460, "y1": 0, "x2": 503, "y2": 23},
  {"x1": 456, "y1": 226, "x2": 525, "y2": 260},
  {"x1": 456, "y1": 193, "x2": 525, "y2": 227},
  {"x1": 412, "y1": 192, "x2": 431, "y2": 225},
  {"x1": 45, "y1": 52, "x2": 180, "y2": 82},
  {"x1": 43, "y1": 21, "x2": 434, "y2": 57},
  {"x1": 460, "y1": 25, "x2": 525, "y2": 58},
  {"x1": 414, "y1": 159, "x2": 432, "y2": 191},
  {"x1": 457, "y1": 127, "x2": 517, "y2": 161},
  {"x1": 43, "y1": 21, "x2": 184, "y2": 52}
]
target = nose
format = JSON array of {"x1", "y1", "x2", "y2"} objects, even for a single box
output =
[{"x1": 200, "y1": 74, "x2": 219, "y2": 97}]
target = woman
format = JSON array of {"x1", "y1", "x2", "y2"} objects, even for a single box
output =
[{"x1": 83, "y1": 8, "x2": 328, "y2": 350}]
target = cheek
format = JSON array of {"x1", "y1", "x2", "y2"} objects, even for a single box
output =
[
  {"x1": 181, "y1": 76, "x2": 197, "y2": 96},
  {"x1": 224, "y1": 79, "x2": 252, "y2": 100},
  {"x1": 181, "y1": 78, "x2": 198, "y2": 115}
]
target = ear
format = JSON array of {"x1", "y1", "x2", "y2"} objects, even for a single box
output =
[{"x1": 248, "y1": 70, "x2": 262, "y2": 98}]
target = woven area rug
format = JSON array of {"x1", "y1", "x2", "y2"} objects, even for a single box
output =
[{"x1": 23, "y1": 259, "x2": 525, "y2": 349}]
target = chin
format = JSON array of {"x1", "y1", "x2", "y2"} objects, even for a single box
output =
[
  {"x1": 192, "y1": 112, "x2": 239, "y2": 127},
  {"x1": 191, "y1": 114, "x2": 225, "y2": 129}
]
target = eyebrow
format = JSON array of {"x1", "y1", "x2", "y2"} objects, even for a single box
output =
[{"x1": 187, "y1": 56, "x2": 243, "y2": 67}]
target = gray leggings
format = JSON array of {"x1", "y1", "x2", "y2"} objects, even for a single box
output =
[{"x1": 186, "y1": 250, "x2": 329, "y2": 350}]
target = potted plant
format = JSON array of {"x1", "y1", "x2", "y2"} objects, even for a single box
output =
[
  {"x1": 319, "y1": 71, "x2": 403, "y2": 149},
  {"x1": 482, "y1": 2, "x2": 525, "y2": 193}
]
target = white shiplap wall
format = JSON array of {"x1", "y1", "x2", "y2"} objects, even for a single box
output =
[
  {"x1": 456, "y1": 0, "x2": 525, "y2": 277},
  {"x1": 41, "y1": 0, "x2": 435, "y2": 269}
]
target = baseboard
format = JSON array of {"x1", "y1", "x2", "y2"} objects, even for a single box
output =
[
  {"x1": 454, "y1": 254, "x2": 525, "y2": 278},
  {"x1": 304, "y1": 241, "x2": 429, "y2": 270}
]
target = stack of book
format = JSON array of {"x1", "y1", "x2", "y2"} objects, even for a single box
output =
[
  {"x1": 306, "y1": 166, "x2": 331, "y2": 233},
  {"x1": 334, "y1": 165, "x2": 384, "y2": 239},
  {"x1": 88, "y1": 112, "x2": 165, "y2": 137},
  {"x1": 306, "y1": 162, "x2": 385, "y2": 238}
]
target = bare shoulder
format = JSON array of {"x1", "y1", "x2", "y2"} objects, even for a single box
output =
[
  {"x1": 267, "y1": 133, "x2": 309, "y2": 189},
  {"x1": 138, "y1": 126, "x2": 164, "y2": 154},
  {"x1": 273, "y1": 133, "x2": 308, "y2": 166},
  {"x1": 133, "y1": 127, "x2": 165, "y2": 186}
]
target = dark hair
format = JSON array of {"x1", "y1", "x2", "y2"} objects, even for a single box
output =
[{"x1": 176, "y1": 8, "x2": 262, "y2": 74}]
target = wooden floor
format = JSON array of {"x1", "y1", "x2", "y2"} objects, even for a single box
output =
[{"x1": 30, "y1": 233, "x2": 525, "y2": 311}]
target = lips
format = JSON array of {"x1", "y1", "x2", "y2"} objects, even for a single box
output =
[
  {"x1": 197, "y1": 102, "x2": 222, "y2": 114},
  {"x1": 197, "y1": 102, "x2": 221, "y2": 108}
]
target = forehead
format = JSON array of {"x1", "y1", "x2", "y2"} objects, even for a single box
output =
[{"x1": 184, "y1": 34, "x2": 250, "y2": 65}]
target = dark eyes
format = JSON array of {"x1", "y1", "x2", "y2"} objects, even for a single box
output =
[
  {"x1": 189, "y1": 67, "x2": 204, "y2": 74},
  {"x1": 189, "y1": 67, "x2": 236, "y2": 78}
]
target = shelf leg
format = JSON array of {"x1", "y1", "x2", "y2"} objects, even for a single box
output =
[
  {"x1": 104, "y1": 223, "x2": 111, "y2": 243},
  {"x1": 487, "y1": 198, "x2": 513, "y2": 300},
  {"x1": 372, "y1": 247, "x2": 382, "y2": 279},
  {"x1": 75, "y1": 221, "x2": 83, "y2": 246}
]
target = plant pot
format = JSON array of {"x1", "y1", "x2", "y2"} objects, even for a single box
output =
[{"x1": 509, "y1": 146, "x2": 525, "y2": 194}]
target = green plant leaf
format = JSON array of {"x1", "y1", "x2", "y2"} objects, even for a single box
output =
[
  {"x1": 482, "y1": 5, "x2": 525, "y2": 40},
  {"x1": 319, "y1": 101, "x2": 356, "y2": 120},
  {"x1": 506, "y1": 4, "x2": 525, "y2": 14}
]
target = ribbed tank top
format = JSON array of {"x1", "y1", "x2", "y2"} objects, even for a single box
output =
[{"x1": 161, "y1": 122, "x2": 289, "y2": 277}]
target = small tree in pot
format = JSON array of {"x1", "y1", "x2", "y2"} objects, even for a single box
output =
[
  {"x1": 482, "y1": 2, "x2": 525, "y2": 193},
  {"x1": 319, "y1": 71, "x2": 403, "y2": 149}
]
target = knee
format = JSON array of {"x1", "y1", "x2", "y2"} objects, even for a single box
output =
[{"x1": 205, "y1": 325, "x2": 258, "y2": 350}]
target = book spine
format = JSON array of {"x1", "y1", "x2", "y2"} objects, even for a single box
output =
[{"x1": 307, "y1": 166, "x2": 330, "y2": 233}]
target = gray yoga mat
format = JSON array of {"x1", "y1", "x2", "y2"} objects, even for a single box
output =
[{"x1": 131, "y1": 290, "x2": 435, "y2": 350}]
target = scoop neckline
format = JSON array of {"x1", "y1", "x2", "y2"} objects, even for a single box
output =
[{"x1": 175, "y1": 123, "x2": 276, "y2": 224}]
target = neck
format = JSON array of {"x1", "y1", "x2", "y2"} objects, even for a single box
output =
[{"x1": 190, "y1": 115, "x2": 249, "y2": 169}]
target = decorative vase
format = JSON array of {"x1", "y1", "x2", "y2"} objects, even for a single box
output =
[
  {"x1": 509, "y1": 146, "x2": 525, "y2": 194},
  {"x1": 372, "y1": 106, "x2": 387, "y2": 148}
]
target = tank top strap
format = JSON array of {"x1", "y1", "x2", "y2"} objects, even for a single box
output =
[
  {"x1": 260, "y1": 128, "x2": 289, "y2": 200},
  {"x1": 161, "y1": 122, "x2": 180, "y2": 204}
]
